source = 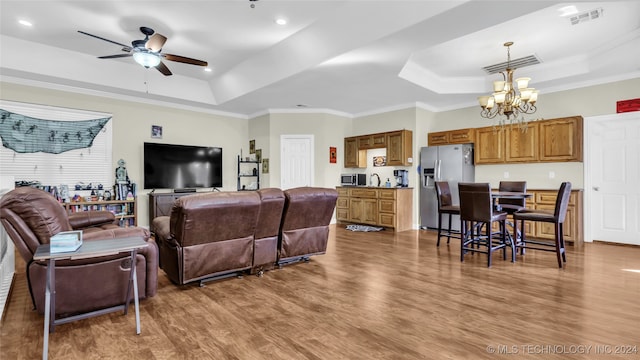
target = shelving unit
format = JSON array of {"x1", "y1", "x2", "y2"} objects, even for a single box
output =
[
  {"x1": 64, "y1": 199, "x2": 137, "y2": 227},
  {"x1": 237, "y1": 155, "x2": 260, "y2": 191}
]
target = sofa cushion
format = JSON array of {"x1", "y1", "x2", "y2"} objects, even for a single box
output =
[{"x1": 170, "y1": 191, "x2": 261, "y2": 247}]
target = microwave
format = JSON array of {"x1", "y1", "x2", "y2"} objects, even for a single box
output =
[{"x1": 341, "y1": 173, "x2": 367, "y2": 186}]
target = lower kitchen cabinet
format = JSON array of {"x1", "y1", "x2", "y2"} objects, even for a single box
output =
[
  {"x1": 496, "y1": 189, "x2": 583, "y2": 247},
  {"x1": 336, "y1": 187, "x2": 413, "y2": 231}
]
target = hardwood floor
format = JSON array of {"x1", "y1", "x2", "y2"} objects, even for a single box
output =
[{"x1": 1, "y1": 225, "x2": 639, "y2": 359}]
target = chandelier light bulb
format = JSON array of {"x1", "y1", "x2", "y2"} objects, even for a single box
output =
[{"x1": 516, "y1": 77, "x2": 531, "y2": 90}]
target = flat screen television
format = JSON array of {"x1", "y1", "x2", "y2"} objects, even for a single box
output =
[{"x1": 144, "y1": 142, "x2": 222, "y2": 190}]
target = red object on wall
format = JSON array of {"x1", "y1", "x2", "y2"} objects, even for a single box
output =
[
  {"x1": 616, "y1": 98, "x2": 640, "y2": 113},
  {"x1": 329, "y1": 147, "x2": 337, "y2": 163}
]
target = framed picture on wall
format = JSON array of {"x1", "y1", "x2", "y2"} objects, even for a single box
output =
[
  {"x1": 151, "y1": 125, "x2": 163, "y2": 139},
  {"x1": 255, "y1": 149, "x2": 262, "y2": 163},
  {"x1": 249, "y1": 140, "x2": 255, "y2": 154},
  {"x1": 330, "y1": 146, "x2": 337, "y2": 163},
  {"x1": 262, "y1": 158, "x2": 269, "y2": 174}
]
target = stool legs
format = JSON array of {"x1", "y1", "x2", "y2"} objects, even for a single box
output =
[{"x1": 437, "y1": 213, "x2": 443, "y2": 246}]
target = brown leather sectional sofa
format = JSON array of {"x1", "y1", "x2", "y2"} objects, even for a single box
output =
[
  {"x1": 152, "y1": 187, "x2": 338, "y2": 286},
  {"x1": 0, "y1": 187, "x2": 158, "y2": 318}
]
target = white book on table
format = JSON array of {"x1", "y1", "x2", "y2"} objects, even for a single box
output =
[{"x1": 50, "y1": 230, "x2": 83, "y2": 253}]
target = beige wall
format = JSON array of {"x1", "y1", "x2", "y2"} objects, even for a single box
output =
[
  {"x1": 265, "y1": 112, "x2": 350, "y2": 189},
  {"x1": 0, "y1": 82, "x2": 247, "y2": 227},
  {"x1": 2, "y1": 77, "x2": 639, "y2": 229}
]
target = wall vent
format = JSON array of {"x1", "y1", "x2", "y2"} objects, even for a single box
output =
[
  {"x1": 482, "y1": 55, "x2": 541, "y2": 75},
  {"x1": 570, "y1": 8, "x2": 604, "y2": 25}
]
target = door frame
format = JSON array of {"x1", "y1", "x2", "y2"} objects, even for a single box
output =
[
  {"x1": 280, "y1": 134, "x2": 314, "y2": 189},
  {"x1": 583, "y1": 110, "x2": 639, "y2": 243}
]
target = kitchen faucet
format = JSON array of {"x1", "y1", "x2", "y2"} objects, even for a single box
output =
[{"x1": 370, "y1": 173, "x2": 381, "y2": 187}]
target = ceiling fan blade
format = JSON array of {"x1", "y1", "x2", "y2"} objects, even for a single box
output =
[
  {"x1": 145, "y1": 33, "x2": 167, "y2": 52},
  {"x1": 163, "y1": 54, "x2": 208, "y2": 67},
  {"x1": 78, "y1": 31, "x2": 132, "y2": 51},
  {"x1": 156, "y1": 61, "x2": 173, "y2": 76},
  {"x1": 98, "y1": 54, "x2": 133, "y2": 59}
]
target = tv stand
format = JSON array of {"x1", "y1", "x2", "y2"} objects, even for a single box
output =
[{"x1": 174, "y1": 188, "x2": 196, "y2": 193}]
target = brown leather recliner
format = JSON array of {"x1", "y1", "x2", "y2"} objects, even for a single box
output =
[
  {"x1": 278, "y1": 187, "x2": 338, "y2": 266},
  {"x1": 253, "y1": 188, "x2": 285, "y2": 275},
  {"x1": 153, "y1": 191, "x2": 261, "y2": 285},
  {"x1": 0, "y1": 187, "x2": 158, "y2": 318}
]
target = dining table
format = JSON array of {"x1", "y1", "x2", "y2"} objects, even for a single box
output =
[
  {"x1": 491, "y1": 191, "x2": 533, "y2": 211},
  {"x1": 490, "y1": 190, "x2": 533, "y2": 254}
]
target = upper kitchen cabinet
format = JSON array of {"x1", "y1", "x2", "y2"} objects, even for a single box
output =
[
  {"x1": 471, "y1": 116, "x2": 583, "y2": 164},
  {"x1": 506, "y1": 123, "x2": 538, "y2": 162},
  {"x1": 475, "y1": 126, "x2": 505, "y2": 164},
  {"x1": 344, "y1": 129, "x2": 413, "y2": 167},
  {"x1": 538, "y1": 116, "x2": 583, "y2": 162},
  {"x1": 386, "y1": 130, "x2": 413, "y2": 166},
  {"x1": 428, "y1": 128, "x2": 475, "y2": 146},
  {"x1": 344, "y1": 136, "x2": 365, "y2": 168},
  {"x1": 358, "y1": 132, "x2": 387, "y2": 149}
]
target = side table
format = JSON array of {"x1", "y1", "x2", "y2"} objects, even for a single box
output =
[{"x1": 33, "y1": 237, "x2": 148, "y2": 360}]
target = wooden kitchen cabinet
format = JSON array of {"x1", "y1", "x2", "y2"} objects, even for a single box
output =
[
  {"x1": 344, "y1": 136, "x2": 365, "y2": 168},
  {"x1": 386, "y1": 130, "x2": 413, "y2": 166},
  {"x1": 531, "y1": 190, "x2": 582, "y2": 246},
  {"x1": 348, "y1": 188, "x2": 379, "y2": 225},
  {"x1": 538, "y1": 116, "x2": 583, "y2": 162},
  {"x1": 439, "y1": 116, "x2": 583, "y2": 165},
  {"x1": 336, "y1": 187, "x2": 350, "y2": 221},
  {"x1": 344, "y1": 129, "x2": 412, "y2": 167},
  {"x1": 505, "y1": 123, "x2": 538, "y2": 162},
  {"x1": 358, "y1": 133, "x2": 387, "y2": 149},
  {"x1": 475, "y1": 126, "x2": 505, "y2": 164},
  {"x1": 337, "y1": 187, "x2": 413, "y2": 231},
  {"x1": 427, "y1": 131, "x2": 449, "y2": 146},
  {"x1": 492, "y1": 189, "x2": 583, "y2": 246},
  {"x1": 428, "y1": 128, "x2": 475, "y2": 146},
  {"x1": 350, "y1": 197, "x2": 378, "y2": 225}
]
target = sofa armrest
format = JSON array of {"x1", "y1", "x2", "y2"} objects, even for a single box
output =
[
  {"x1": 82, "y1": 226, "x2": 150, "y2": 241},
  {"x1": 68, "y1": 211, "x2": 117, "y2": 229}
]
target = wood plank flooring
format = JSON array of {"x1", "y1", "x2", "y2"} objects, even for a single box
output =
[{"x1": 1, "y1": 225, "x2": 639, "y2": 359}]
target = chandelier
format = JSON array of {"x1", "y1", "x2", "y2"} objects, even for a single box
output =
[{"x1": 478, "y1": 42, "x2": 538, "y2": 121}]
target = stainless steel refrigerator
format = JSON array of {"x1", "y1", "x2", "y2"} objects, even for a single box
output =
[{"x1": 419, "y1": 144, "x2": 474, "y2": 231}]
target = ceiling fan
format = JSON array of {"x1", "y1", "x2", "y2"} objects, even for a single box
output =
[{"x1": 78, "y1": 26, "x2": 208, "y2": 76}]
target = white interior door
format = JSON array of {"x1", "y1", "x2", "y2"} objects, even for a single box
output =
[
  {"x1": 280, "y1": 135, "x2": 314, "y2": 190},
  {"x1": 587, "y1": 111, "x2": 640, "y2": 245}
]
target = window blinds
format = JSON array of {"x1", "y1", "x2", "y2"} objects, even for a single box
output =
[{"x1": 0, "y1": 100, "x2": 113, "y2": 189}]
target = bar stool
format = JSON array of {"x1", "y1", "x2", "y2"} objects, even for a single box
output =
[
  {"x1": 458, "y1": 182, "x2": 508, "y2": 267},
  {"x1": 434, "y1": 181, "x2": 460, "y2": 246},
  {"x1": 513, "y1": 182, "x2": 572, "y2": 268}
]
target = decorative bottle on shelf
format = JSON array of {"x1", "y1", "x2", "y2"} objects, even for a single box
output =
[{"x1": 385, "y1": 178, "x2": 391, "y2": 188}]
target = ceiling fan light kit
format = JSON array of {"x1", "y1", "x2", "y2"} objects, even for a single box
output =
[
  {"x1": 79, "y1": 26, "x2": 207, "y2": 76},
  {"x1": 478, "y1": 42, "x2": 538, "y2": 128},
  {"x1": 133, "y1": 51, "x2": 161, "y2": 68}
]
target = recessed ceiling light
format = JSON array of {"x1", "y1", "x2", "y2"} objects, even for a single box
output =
[
  {"x1": 18, "y1": 19, "x2": 33, "y2": 27},
  {"x1": 204, "y1": 67, "x2": 212, "y2": 72},
  {"x1": 275, "y1": 18, "x2": 287, "y2": 26}
]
